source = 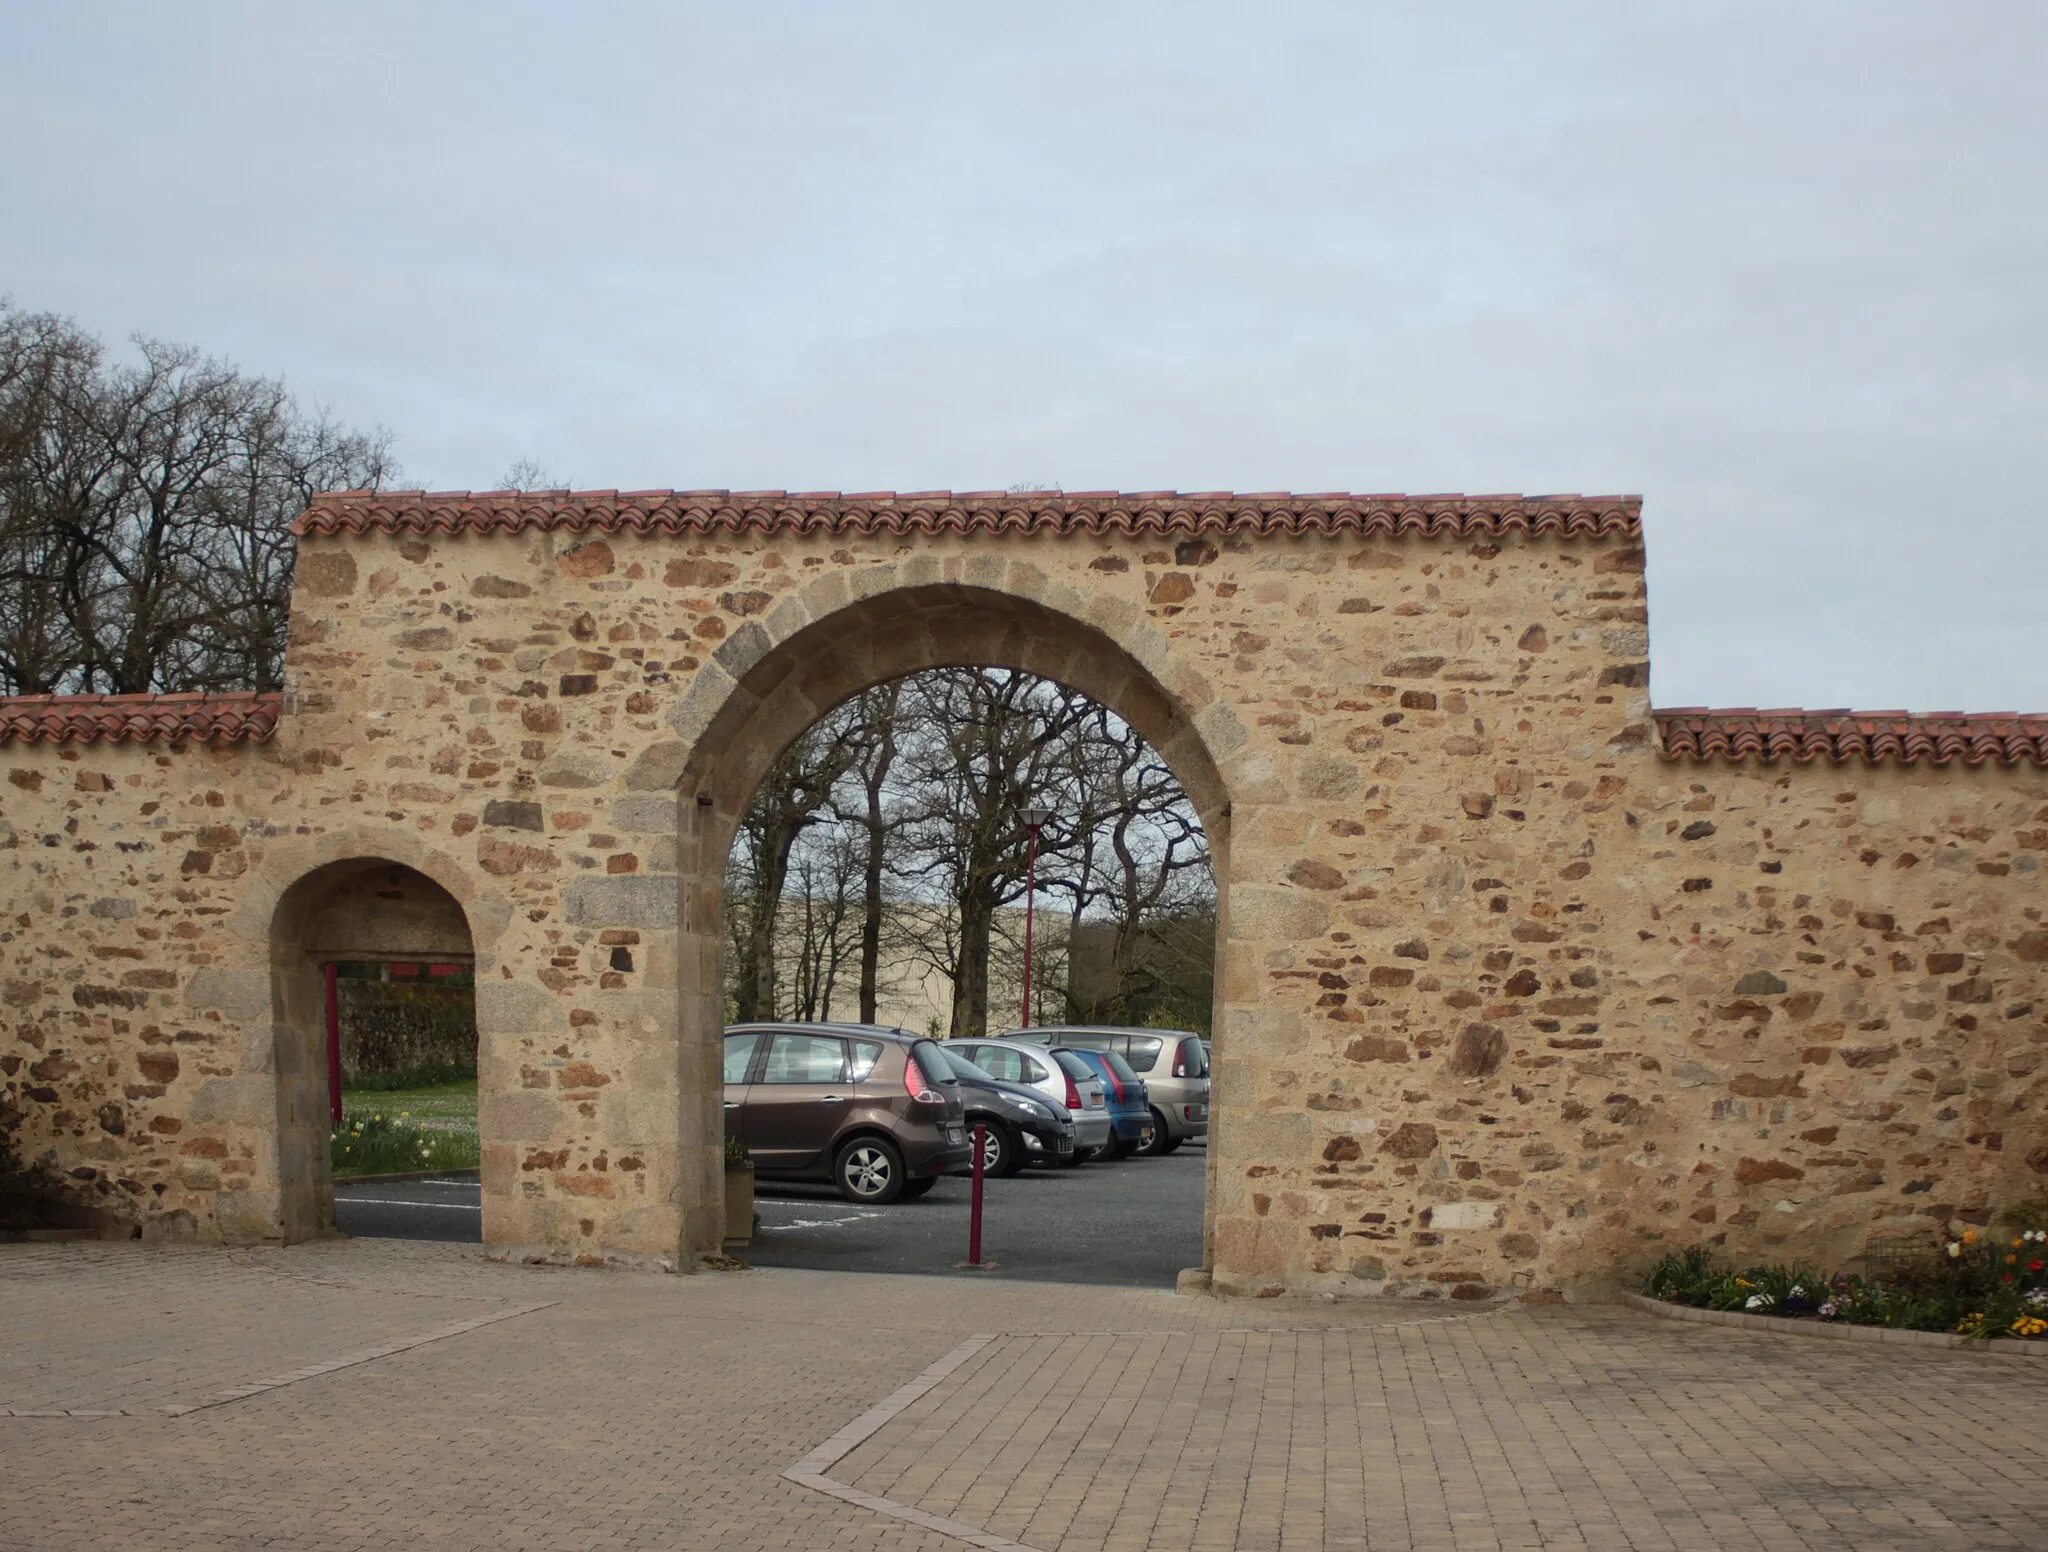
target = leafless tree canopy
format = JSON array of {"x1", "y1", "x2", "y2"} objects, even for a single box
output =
[
  {"x1": 724, "y1": 667, "x2": 1215, "y2": 1038},
  {"x1": 0, "y1": 299, "x2": 397, "y2": 694}
]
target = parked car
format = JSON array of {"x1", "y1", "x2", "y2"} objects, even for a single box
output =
[
  {"x1": 724, "y1": 1022, "x2": 971, "y2": 1203},
  {"x1": 998, "y1": 1026, "x2": 1209, "y2": 1155},
  {"x1": 1060, "y1": 1047, "x2": 1153, "y2": 1160},
  {"x1": 919, "y1": 1043, "x2": 1076, "y2": 1174},
  {"x1": 945, "y1": 1038, "x2": 1112, "y2": 1162}
]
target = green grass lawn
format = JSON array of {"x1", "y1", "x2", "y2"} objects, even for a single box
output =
[
  {"x1": 340, "y1": 1078, "x2": 478, "y2": 1137},
  {"x1": 333, "y1": 1079, "x2": 478, "y2": 1176}
]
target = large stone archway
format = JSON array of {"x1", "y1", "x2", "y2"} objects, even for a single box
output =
[
  {"x1": 2, "y1": 490, "x2": 2042, "y2": 1295},
  {"x1": 664, "y1": 580, "x2": 1234, "y2": 1263}
]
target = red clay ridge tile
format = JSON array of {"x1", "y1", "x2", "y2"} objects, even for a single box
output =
[
  {"x1": 1655, "y1": 708, "x2": 2048, "y2": 768},
  {"x1": 0, "y1": 690, "x2": 281, "y2": 746},
  {"x1": 290, "y1": 489, "x2": 1642, "y2": 542}
]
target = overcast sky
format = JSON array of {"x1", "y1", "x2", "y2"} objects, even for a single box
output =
[{"x1": 4, "y1": 2, "x2": 2042, "y2": 713}]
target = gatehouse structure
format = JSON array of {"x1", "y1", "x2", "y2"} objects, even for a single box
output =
[{"x1": 2, "y1": 489, "x2": 2043, "y2": 1298}]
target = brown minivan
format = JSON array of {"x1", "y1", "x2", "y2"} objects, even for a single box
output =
[{"x1": 723, "y1": 1022, "x2": 972, "y2": 1203}]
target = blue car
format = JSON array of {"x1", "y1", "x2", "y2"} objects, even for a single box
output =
[{"x1": 1059, "y1": 1047, "x2": 1153, "y2": 1160}]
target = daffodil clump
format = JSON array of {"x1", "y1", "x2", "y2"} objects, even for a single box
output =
[
  {"x1": 331, "y1": 1108, "x2": 481, "y2": 1177},
  {"x1": 1642, "y1": 1201, "x2": 2048, "y2": 1343}
]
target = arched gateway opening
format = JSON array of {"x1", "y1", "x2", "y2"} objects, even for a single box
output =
[
  {"x1": 674, "y1": 583, "x2": 1232, "y2": 1267},
  {"x1": 269, "y1": 859, "x2": 477, "y2": 1241}
]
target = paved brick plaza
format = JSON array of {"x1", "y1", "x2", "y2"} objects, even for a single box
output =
[{"x1": 3, "y1": 1241, "x2": 2043, "y2": 1551}]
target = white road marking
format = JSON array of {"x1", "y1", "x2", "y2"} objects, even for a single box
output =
[
  {"x1": 756, "y1": 1202, "x2": 884, "y2": 1231},
  {"x1": 333, "y1": 1198, "x2": 482, "y2": 1211}
]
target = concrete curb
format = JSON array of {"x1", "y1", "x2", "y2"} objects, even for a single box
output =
[
  {"x1": 333, "y1": 1167, "x2": 480, "y2": 1186},
  {"x1": 1619, "y1": 1290, "x2": 2048, "y2": 1362}
]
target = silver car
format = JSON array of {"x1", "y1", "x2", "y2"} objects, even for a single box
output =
[
  {"x1": 946, "y1": 1038, "x2": 1112, "y2": 1162},
  {"x1": 1003, "y1": 1025, "x2": 1210, "y2": 1155}
]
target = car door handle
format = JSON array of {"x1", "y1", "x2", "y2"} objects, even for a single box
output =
[
  {"x1": 820, "y1": 1094, "x2": 846, "y2": 1102},
  {"x1": 723, "y1": 1101, "x2": 741, "y2": 1110}
]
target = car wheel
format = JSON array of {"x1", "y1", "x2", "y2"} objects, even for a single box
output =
[
  {"x1": 1099, "y1": 1134, "x2": 1131, "y2": 1161},
  {"x1": 898, "y1": 1176, "x2": 938, "y2": 1198},
  {"x1": 835, "y1": 1137, "x2": 906, "y2": 1204},
  {"x1": 1136, "y1": 1108, "x2": 1173, "y2": 1156},
  {"x1": 976, "y1": 1123, "x2": 1020, "y2": 1177},
  {"x1": 1063, "y1": 1146, "x2": 1095, "y2": 1167}
]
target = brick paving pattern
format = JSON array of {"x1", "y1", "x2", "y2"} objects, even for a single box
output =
[{"x1": 3, "y1": 1241, "x2": 2044, "y2": 1550}]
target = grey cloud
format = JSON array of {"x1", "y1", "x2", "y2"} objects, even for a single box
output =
[{"x1": 2, "y1": 0, "x2": 2041, "y2": 711}]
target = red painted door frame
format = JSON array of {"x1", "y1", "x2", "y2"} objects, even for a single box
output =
[{"x1": 323, "y1": 960, "x2": 342, "y2": 1125}]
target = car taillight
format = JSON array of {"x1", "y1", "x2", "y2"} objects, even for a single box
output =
[
  {"x1": 1101, "y1": 1066, "x2": 1124, "y2": 1101},
  {"x1": 1172, "y1": 1041, "x2": 1190, "y2": 1078},
  {"x1": 903, "y1": 1056, "x2": 942, "y2": 1105},
  {"x1": 1063, "y1": 1072, "x2": 1082, "y2": 1111}
]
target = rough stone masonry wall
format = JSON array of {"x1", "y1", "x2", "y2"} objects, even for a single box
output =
[
  {"x1": 1, "y1": 735, "x2": 293, "y2": 1242},
  {"x1": 2, "y1": 490, "x2": 2041, "y2": 1299},
  {"x1": 1618, "y1": 750, "x2": 2048, "y2": 1269}
]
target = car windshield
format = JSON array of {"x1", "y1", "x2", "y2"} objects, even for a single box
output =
[{"x1": 1050, "y1": 1050, "x2": 1095, "y2": 1082}]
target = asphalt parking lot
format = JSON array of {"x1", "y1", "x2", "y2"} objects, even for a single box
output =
[{"x1": 335, "y1": 1144, "x2": 1207, "y2": 1286}]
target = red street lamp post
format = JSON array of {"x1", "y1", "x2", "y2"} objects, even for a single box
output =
[{"x1": 1019, "y1": 805, "x2": 1052, "y2": 1028}]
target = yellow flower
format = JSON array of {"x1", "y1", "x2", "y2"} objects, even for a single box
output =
[{"x1": 1963, "y1": 1229, "x2": 1977, "y2": 1244}]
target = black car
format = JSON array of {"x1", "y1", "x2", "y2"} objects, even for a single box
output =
[{"x1": 922, "y1": 1043, "x2": 1077, "y2": 1175}]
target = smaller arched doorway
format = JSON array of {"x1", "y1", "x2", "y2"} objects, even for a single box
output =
[{"x1": 269, "y1": 859, "x2": 476, "y2": 1242}]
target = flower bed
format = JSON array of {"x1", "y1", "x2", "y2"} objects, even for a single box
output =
[
  {"x1": 1642, "y1": 1205, "x2": 2048, "y2": 1343},
  {"x1": 331, "y1": 1109, "x2": 481, "y2": 1177}
]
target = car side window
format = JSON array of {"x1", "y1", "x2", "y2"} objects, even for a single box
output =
[
  {"x1": 723, "y1": 1032, "x2": 762, "y2": 1084},
  {"x1": 1125, "y1": 1036, "x2": 1163, "y2": 1073},
  {"x1": 848, "y1": 1039, "x2": 884, "y2": 1081},
  {"x1": 1020, "y1": 1057, "x2": 1048, "y2": 1084},
  {"x1": 973, "y1": 1045, "x2": 1020, "y2": 1082},
  {"x1": 761, "y1": 1033, "x2": 848, "y2": 1084}
]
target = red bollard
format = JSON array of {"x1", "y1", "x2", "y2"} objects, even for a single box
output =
[{"x1": 968, "y1": 1122, "x2": 986, "y2": 1266}]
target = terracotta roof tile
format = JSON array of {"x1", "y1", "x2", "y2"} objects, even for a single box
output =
[
  {"x1": 1655, "y1": 708, "x2": 2048, "y2": 768},
  {"x1": 0, "y1": 691, "x2": 282, "y2": 746},
  {"x1": 291, "y1": 489, "x2": 1642, "y2": 542}
]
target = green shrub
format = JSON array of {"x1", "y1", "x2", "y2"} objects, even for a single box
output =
[
  {"x1": 343, "y1": 1060, "x2": 478, "y2": 1092},
  {"x1": 331, "y1": 1109, "x2": 480, "y2": 1177}
]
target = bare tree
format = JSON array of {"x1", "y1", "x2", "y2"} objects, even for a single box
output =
[
  {"x1": 719, "y1": 665, "x2": 1219, "y2": 1037},
  {"x1": 497, "y1": 460, "x2": 565, "y2": 491},
  {"x1": 0, "y1": 298, "x2": 396, "y2": 695},
  {"x1": 1062, "y1": 703, "x2": 1211, "y2": 1023},
  {"x1": 894, "y1": 669, "x2": 1091, "y2": 1038},
  {"x1": 841, "y1": 679, "x2": 904, "y2": 1023},
  {"x1": 724, "y1": 707, "x2": 862, "y2": 1022}
]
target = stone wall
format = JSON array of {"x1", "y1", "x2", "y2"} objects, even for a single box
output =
[
  {"x1": 337, "y1": 978, "x2": 476, "y2": 1083},
  {"x1": 0, "y1": 732, "x2": 292, "y2": 1242},
  {"x1": 1, "y1": 490, "x2": 2041, "y2": 1293}
]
